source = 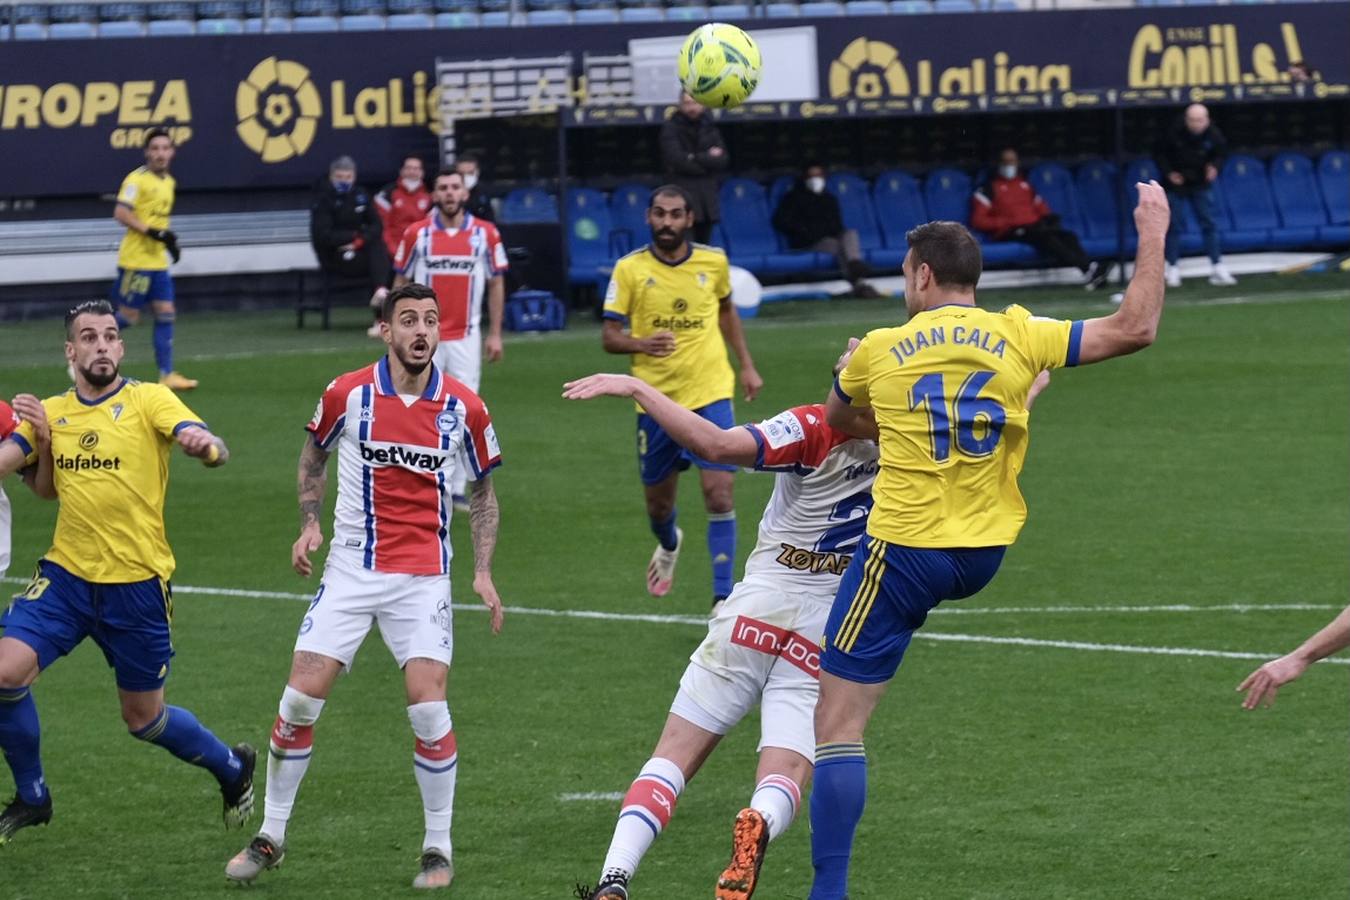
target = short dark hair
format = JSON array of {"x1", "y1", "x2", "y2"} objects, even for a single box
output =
[
  {"x1": 402, "y1": 155, "x2": 424, "y2": 168},
  {"x1": 145, "y1": 127, "x2": 172, "y2": 146},
  {"x1": 382, "y1": 282, "x2": 438, "y2": 322},
  {"x1": 434, "y1": 166, "x2": 464, "y2": 183},
  {"x1": 905, "y1": 221, "x2": 982, "y2": 289},
  {"x1": 65, "y1": 299, "x2": 117, "y2": 339},
  {"x1": 455, "y1": 153, "x2": 479, "y2": 167},
  {"x1": 649, "y1": 184, "x2": 693, "y2": 213}
]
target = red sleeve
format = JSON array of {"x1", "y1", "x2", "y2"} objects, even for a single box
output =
[
  {"x1": 743, "y1": 405, "x2": 845, "y2": 473},
  {"x1": 304, "y1": 378, "x2": 350, "y2": 450},
  {"x1": 459, "y1": 396, "x2": 502, "y2": 481},
  {"x1": 0, "y1": 400, "x2": 17, "y2": 441},
  {"x1": 970, "y1": 191, "x2": 1002, "y2": 236},
  {"x1": 486, "y1": 223, "x2": 508, "y2": 276},
  {"x1": 1033, "y1": 192, "x2": 1052, "y2": 218},
  {"x1": 394, "y1": 220, "x2": 423, "y2": 275}
]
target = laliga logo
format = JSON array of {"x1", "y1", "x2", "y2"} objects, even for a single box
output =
[
  {"x1": 830, "y1": 38, "x2": 909, "y2": 99},
  {"x1": 235, "y1": 57, "x2": 323, "y2": 163}
]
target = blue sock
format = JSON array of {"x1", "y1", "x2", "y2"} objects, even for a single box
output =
[
  {"x1": 650, "y1": 510, "x2": 679, "y2": 552},
  {"x1": 133, "y1": 706, "x2": 242, "y2": 787},
  {"x1": 0, "y1": 686, "x2": 47, "y2": 805},
  {"x1": 152, "y1": 316, "x2": 174, "y2": 376},
  {"x1": 707, "y1": 512, "x2": 736, "y2": 599},
  {"x1": 809, "y1": 742, "x2": 868, "y2": 900}
]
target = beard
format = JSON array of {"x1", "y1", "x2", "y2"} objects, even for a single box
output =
[
  {"x1": 650, "y1": 226, "x2": 686, "y2": 252},
  {"x1": 392, "y1": 342, "x2": 431, "y2": 375},
  {"x1": 79, "y1": 359, "x2": 119, "y2": 388},
  {"x1": 438, "y1": 199, "x2": 463, "y2": 218}
]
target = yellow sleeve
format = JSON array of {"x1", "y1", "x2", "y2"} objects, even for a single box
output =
[
  {"x1": 144, "y1": 385, "x2": 206, "y2": 440},
  {"x1": 116, "y1": 173, "x2": 140, "y2": 208},
  {"x1": 835, "y1": 332, "x2": 874, "y2": 408},
  {"x1": 602, "y1": 259, "x2": 633, "y2": 323},
  {"x1": 1012, "y1": 305, "x2": 1084, "y2": 372},
  {"x1": 714, "y1": 255, "x2": 731, "y2": 300},
  {"x1": 9, "y1": 420, "x2": 38, "y2": 465}
]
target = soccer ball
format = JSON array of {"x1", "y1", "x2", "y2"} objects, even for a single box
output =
[{"x1": 678, "y1": 23, "x2": 762, "y2": 110}]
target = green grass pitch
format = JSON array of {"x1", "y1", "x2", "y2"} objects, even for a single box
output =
[{"x1": 0, "y1": 272, "x2": 1346, "y2": 898}]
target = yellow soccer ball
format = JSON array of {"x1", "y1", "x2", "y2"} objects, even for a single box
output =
[{"x1": 678, "y1": 23, "x2": 762, "y2": 110}]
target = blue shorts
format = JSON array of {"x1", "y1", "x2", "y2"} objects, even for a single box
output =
[
  {"x1": 822, "y1": 538, "x2": 1006, "y2": 684},
  {"x1": 637, "y1": 398, "x2": 738, "y2": 486},
  {"x1": 2, "y1": 559, "x2": 175, "y2": 692},
  {"x1": 110, "y1": 267, "x2": 174, "y2": 309}
]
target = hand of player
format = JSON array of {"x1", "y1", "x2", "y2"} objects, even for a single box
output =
[
  {"x1": 640, "y1": 331, "x2": 677, "y2": 357},
  {"x1": 1132, "y1": 181, "x2": 1170, "y2": 241},
  {"x1": 561, "y1": 373, "x2": 640, "y2": 401},
  {"x1": 1237, "y1": 654, "x2": 1309, "y2": 709},
  {"x1": 1166, "y1": 171, "x2": 1184, "y2": 187},
  {"x1": 833, "y1": 337, "x2": 861, "y2": 376},
  {"x1": 176, "y1": 425, "x2": 216, "y2": 458},
  {"x1": 1204, "y1": 164, "x2": 1218, "y2": 183},
  {"x1": 740, "y1": 366, "x2": 763, "y2": 402},
  {"x1": 292, "y1": 523, "x2": 324, "y2": 577},
  {"x1": 11, "y1": 394, "x2": 49, "y2": 446},
  {"x1": 484, "y1": 333, "x2": 504, "y2": 364},
  {"x1": 473, "y1": 571, "x2": 504, "y2": 634}
]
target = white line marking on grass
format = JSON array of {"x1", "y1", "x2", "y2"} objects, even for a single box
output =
[
  {"x1": 559, "y1": 792, "x2": 625, "y2": 802},
  {"x1": 3, "y1": 578, "x2": 1342, "y2": 665},
  {"x1": 928, "y1": 602, "x2": 1342, "y2": 616}
]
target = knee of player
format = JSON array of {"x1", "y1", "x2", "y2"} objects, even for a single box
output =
[
  {"x1": 645, "y1": 496, "x2": 676, "y2": 521},
  {"x1": 123, "y1": 701, "x2": 165, "y2": 735},
  {"x1": 702, "y1": 485, "x2": 735, "y2": 514}
]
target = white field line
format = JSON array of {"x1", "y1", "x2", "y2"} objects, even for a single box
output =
[
  {"x1": 3, "y1": 577, "x2": 1343, "y2": 666},
  {"x1": 559, "y1": 791, "x2": 625, "y2": 802}
]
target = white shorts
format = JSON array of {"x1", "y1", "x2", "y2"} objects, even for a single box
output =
[
  {"x1": 294, "y1": 550, "x2": 453, "y2": 669},
  {"x1": 669, "y1": 579, "x2": 828, "y2": 762},
  {"x1": 434, "y1": 334, "x2": 481, "y2": 393}
]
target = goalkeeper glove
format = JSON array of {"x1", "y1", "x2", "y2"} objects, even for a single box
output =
[{"x1": 146, "y1": 228, "x2": 182, "y2": 264}]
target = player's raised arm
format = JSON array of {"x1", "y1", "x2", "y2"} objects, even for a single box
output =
[
  {"x1": 718, "y1": 296, "x2": 762, "y2": 401},
  {"x1": 10, "y1": 394, "x2": 55, "y2": 499},
  {"x1": 293, "y1": 438, "x2": 330, "y2": 577},
  {"x1": 1237, "y1": 604, "x2": 1350, "y2": 709},
  {"x1": 1075, "y1": 181, "x2": 1170, "y2": 365},
  {"x1": 563, "y1": 373, "x2": 759, "y2": 467},
  {"x1": 177, "y1": 425, "x2": 229, "y2": 467},
  {"x1": 469, "y1": 475, "x2": 504, "y2": 634}
]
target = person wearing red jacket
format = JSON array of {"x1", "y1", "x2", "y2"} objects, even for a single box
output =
[
  {"x1": 375, "y1": 156, "x2": 433, "y2": 259},
  {"x1": 971, "y1": 148, "x2": 1106, "y2": 289}
]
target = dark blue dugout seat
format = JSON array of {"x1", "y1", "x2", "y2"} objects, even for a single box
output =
[
  {"x1": 829, "y1": 172, "x2": 902, "y2": 268},
  {"x1": 618, "y1": 6, "x2": 663, "y2": 19},
  {"x1": 872, "y1": 169, "x2": 927, "y2": 252},
  {"x1": 768, "y1": 175, "x2": 795, "y2": 212},
  {"x1": 890, "y1": 0, "x2": 930, "y2": 10},
  {"x1": 722, "y1": 178, "x2": 812, "y2": 274},
  {"x1": 609, "y1": 183, "x2": 651, "y2": 255},
  {"x1": 763, "y1": 3, "x2": 799, "y2": 16},
  {"x1": 565, "y1": 188, "x2": 616, "y2": 285},
  {"x1": 525, "y1": 8, "x2": 570, "y2": 22},
  {"x1": 1075, "y1": 159, "x2": 1132, "y2": 256},
  {"x1": 664, "y1": 4, "x2": 709, "y2": 21},
  {"x1": 501, "y1": 188, "x2": 559, "y2": 224},
  {"x1": 1316, "y1": 151, "x2": 1349, "y2": 245},
  {"x1": 929, "y1": 167, "x2": 1031, "y2": 266},
  {"x1": 1125, "y1": 157, "x2": 1204, "y2": 255},
  {"x1": 1268, "y1": 152, "x2": 1337, "y2": 248},
  {"x1": 1222, "y1": 155, "x2": 1317, "y2": 250}
]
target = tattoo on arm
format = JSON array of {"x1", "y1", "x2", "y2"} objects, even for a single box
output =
[
  {"x1": 468, "y1": 476, "x2": 499, "y2": 573},
  {"x1": 298, "y1": 439, "x2": 331, "y2": 530}
]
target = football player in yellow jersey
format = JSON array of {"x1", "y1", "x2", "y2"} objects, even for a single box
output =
[
  {"x1": 806, "y1": 183, "x2": 1173, "y2": 899},
  {"x1": 0, "y1": 300, "x2": 255, "y2": 846},
  {"x1": 111, "y1": 127, "x2": 197, "y2": 391},
  {"x1": 602, "y1": 185, "x2": 763, "y2": 611}
]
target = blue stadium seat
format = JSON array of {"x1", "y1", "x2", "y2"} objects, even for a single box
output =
[
  {"x1": 763, "y1": 2, "x2": 799, "y2": 15},
  {"x1": 619, "y1": 6, "x2": 663, "y2": 19},
  {"x1": 433, "y1": 11, "x2": 479, "y2": 25},
  {"x1": 245, "y1": 15, "x2": 293, "y2": 29},
  {"x1": 292, "y1": 14, "x2": 339, "y2": 28},
  {"x1": 147, "y1": 18, "x2": 196, "y2": 31},
  {"x1": 1123, "y1": 157, "x2": 1201, "y2": 255},
  {"x1": 922, "y1": 168, "x2": 972, "y2": 225},
  {"x1": 609, "y1": 183, "x2": 651, "y2": 255},
  {"x1": 147, "y1": 0, "x2": 193, "y2": 16},
  {"x1": 1074, "y1": 159, "x2": 1131, "y2": 256},
  {"x1": 197, "y1": 0, "x2": 243, "y2": 14},
  {"x1": 845, "y1": 0, "x2": 887, "y2": 13},
  {"x1": 388, "y1": 11, "x2": 433, "y2": 25},
  {"x1": 722, "y1": 178, "x2": 812, "y2": 274},
  {"x1": 433, "y1": 0, "x2": 475, "y2": 11},
  {"x1": 98, "y1": 2, "x2": 144, "y2": 20},
  {"x1": 1268, "y1": 152, "x2": 1333, "y2": 247},
  {"x1": 664, "y1": 4, "x2": 709, "y2": 21},
  {"x1": 765, "y1": 178, "x2": 832, "y2": 272},
  {"x1": 829, "y1": 173, "x2": 901, "y2": 268},
  {"x1": 1317, "y1": 150, "x2": 1349, "y2": 228},
  {"x1": 1026, "y1": 162, "x2": 1083, "y2": 234},
  {"x1": 572, "y1": 7, "x2": 618, "y2": 21},
  {"x1": 501, "y1": 188, "x2": 559, "y2": 224},
  {"x1": 14, "y1": 22, "x2": 48, "y2": 36},
  {"x1": 526, "y1": 8, "x2": 570, "y2": 22},
  {"x1": 49, "y1": 21, "x2": 99, "y2": 36},
  {"x1": 933, "y1": 0, "x2": 974, "y2": 10},
  {"x1": 889, "y1": 0, "x2": 929, "y2": 10},
  {"x1": 341, "y1": 13, "x2": 387, "y2": 27},
  {"x1": 387, "y1": 0, "x2": 431, "y2": 11},
  {"x1": 767, "y1": 175, "x2": 795, "y2": 212},
  {"x1": 798, "y1": 0, "x2": 844, "y2": 14},
  {"x1": 990, "y1": 0, "x2": 1017, "y2": 8},
  {"x1": 98, "y1": 19, "x2": 148, "y2": 34},
  {"x1": 872, "y1": 169, "x2": 928, "y2": 250},
  {"x1": 566, "y1": 188, "x2": 616, "y2": 286},
  {"x1": 1223, "y1": 155, "x2": 1317, "y2": 249},
  {"x1": 708, "y1": 2, "x2": 750, "y2": 16}
]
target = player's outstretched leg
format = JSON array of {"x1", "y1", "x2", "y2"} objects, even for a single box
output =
[
  {"x1": 225, "y1": 833, "x2": 285, "y2": 884},
  {"x1": 125, "y1": 698, "x2": 253, "y2": 827},
  {"x1": 717, "y1": 758, "x2": 805, "y2": 900},
  {"x1": 0, "y1": 678, "x2": 51, "y2": 846},
  {"x1": 716, "y1": 808, "x2": 770, "y2": 900}
]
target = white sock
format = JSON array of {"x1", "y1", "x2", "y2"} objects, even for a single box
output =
[
  {"x1": 600, "y1": 757, "x2": 685, "y2": 880},
  {"x1": 261, "y1": 686, "x2": 325, "y2": 845},
  {"x1": 750, "y1": 773, "x2": 801, "y2": 842},
  {"x1": 408, "y1": 701, "x2": 457, "y2": 856}
]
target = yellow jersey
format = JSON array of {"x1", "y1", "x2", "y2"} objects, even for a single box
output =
[
  {"x1": 835, "y1": 303, "x2": 1081, "y2": 548},
  {"x1": 603, "y1": 244, "x2": 735, "y2": 411},
  {"x1": 11, "y1": 380, "x2": 205, "y2": 582},
  {"x1": 116, "y1": 166, "x2": 175, "y2": 271}
]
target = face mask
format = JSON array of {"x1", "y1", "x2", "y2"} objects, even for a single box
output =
[
  {"x1": 462, "y1": 173, "x2": 479, "y2": 191},
  {"x1": 999, "y1": 165, "x2": 1018, "y2": 180},
  {"x1": 401, "y1": 178, "x2": 422, "y2": 193},
  {"x1": 332, "y1": 179, "x2": 353, "y2": 193},
  {"x1": 806, "y1": 177, "x2": 826, "y2": 194}
]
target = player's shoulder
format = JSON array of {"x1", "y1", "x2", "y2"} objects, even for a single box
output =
[
  {"x1": 471, "y1": 215, "x2": 503, "y2": 237},
  {"x1": 614, "y1": 246, "x2": 649, "y2": 269},
  {"x1": 436, "y1": 372, "x2": 490, "y2": 415},
  {"x1": 323, "y1": 364, "x2": 380, "y2": 398},
  {"x1": 749, "y1": 404, "x2": 853, "y2": 470},
  {"x1": 690, "y1": 243, "x2": 729, "y2": 270},
  {"x1": 124, "y1": 165, "x2": 149, "y2": 182}
]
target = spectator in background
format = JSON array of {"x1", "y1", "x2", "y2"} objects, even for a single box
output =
[
  {"x1": 454, "y1": 154, "x2": 495, "y2": 223},
  {"x1": 971, "y1": 148, "x2": 1107, "y2": 290},
  {"x1": 375, "y1": 155, "x2": 432, "y2": 262},
  {"x1": 310, "y1": 155, "x2": 391, "y2": 338},
  {"x1": 773, "y1": 163, "x2": 882, "y2": 298},
  {"x1": 1156, "y1": 103, "x2": 1235, "y2": 287},
  {"x1": 660, "y1": 92, "x2": 728, "y2": 245}
]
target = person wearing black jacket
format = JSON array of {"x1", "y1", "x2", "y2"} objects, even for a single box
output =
[
  {"x1": 659, "y1": 92, "x2": 728, "y2": 245},
  {"x1": 311, "y1": 155, "x2": 392, "y2": 336},
  {"x1": 453, "y1": 154, "x2": 495, "y2": 223},
  {"x1": 772, "y1": 164, "x2": 881, "y2": 298},
  {"x1": 1156, "y1": 103, "x2": 1235, "y2": 287}
]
